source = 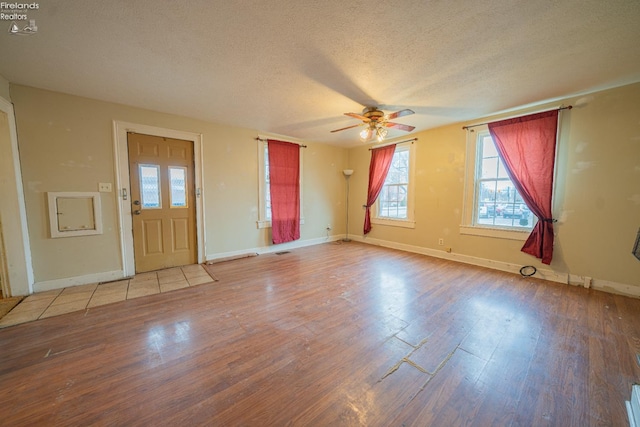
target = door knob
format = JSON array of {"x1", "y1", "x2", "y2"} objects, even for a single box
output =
[
  {"x1": 133, "y1": 200, "x2": 140, "y2": 205},
  {"x1": 133, "y1": 210, "x2": 141, "y2": 215}
]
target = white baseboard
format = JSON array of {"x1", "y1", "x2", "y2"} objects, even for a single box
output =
[
  {"x1": 350, "y1": 235, "x2": 640, "y2": 298},
  {"x1": 31, "y1": 235, "x2": 639, "y2": 299},
  {"x1": 206, "y1": 235, "x2": 344, "y2": 262},
  {"x1": 33, "y1": 270, "x2": 125, "y2": 293},
  {"x1": 588, "y1": 278, "x2": 640, "y2": 299},
  {"x1": 205, "y1": 248, "x2": 261, "y2": 263},
  {"x1": 32, "y1": 236, "x2": 344, "y2": 293}
]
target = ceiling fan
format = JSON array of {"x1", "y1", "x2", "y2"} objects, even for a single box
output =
[{"x1": 330, "y1": 107, "x2": 415, "y2": 142}]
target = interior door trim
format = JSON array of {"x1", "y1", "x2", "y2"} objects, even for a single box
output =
[
  {"x1": 0, "y1": 96, "x2": 34, "y2": 296},
  {"x1": 113, "y1": 121, "x2": 205, "y2": 278}
]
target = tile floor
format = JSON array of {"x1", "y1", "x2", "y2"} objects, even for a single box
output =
[{"x1": 0, "y1": 264, "x2": 216, "y2": 328}]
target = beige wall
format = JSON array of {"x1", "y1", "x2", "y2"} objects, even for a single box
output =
[
  {"x1": 9, "y1": 82, "x2": 640, "y2": 293},
  {"x1": 0, "y1": 74, "x2": 10, "y2": 101},
  {"x1": 11, "y1": 85, "x2": 348, "y2": 286},
  {"x1": 347, "y1": 83, "x2": 640, "y2": 289}
]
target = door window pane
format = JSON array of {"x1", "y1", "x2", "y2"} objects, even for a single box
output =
[
  {"x1": 169, "y1": 167, "x2": 187, "y2": 207},
  {"x1": 140, "y1": 165, "x2": 160, "y2": 208}
]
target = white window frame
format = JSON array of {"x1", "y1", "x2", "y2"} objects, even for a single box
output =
[
  {"x1": 372, "y1": 141, "x2": 416, "y2": 229},
  {"x1": 461, "y1": 125, "x2": 534, "y2": 241},
  {"x1": 257, "y1": 139, "x2": 304, "y2": 229}
]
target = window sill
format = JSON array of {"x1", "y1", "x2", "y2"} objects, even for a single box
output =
[
  {"x1": 257, "y1": 218, "x2": 305, "y2": 229},
  {"x1": 371, "y1": 217, "x2": 415, "y2": 229},
  {"x1": 459, "y1": 225, "x2": 530, "y2": 241}
]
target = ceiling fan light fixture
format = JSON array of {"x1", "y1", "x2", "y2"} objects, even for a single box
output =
[
  {"x1": 332, "y1": 107, "x2": 415, "y2": 142},
  {"x1": 359, "y1": 127, "x2": 371, "y2": 141}
]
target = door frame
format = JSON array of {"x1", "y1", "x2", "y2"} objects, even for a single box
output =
[
  {"x1": 113, "y1": 121, "x2": 206, "y2": 278},
  {"x1": 0, "y1": 96, "x2": 34, "y2": 296}
]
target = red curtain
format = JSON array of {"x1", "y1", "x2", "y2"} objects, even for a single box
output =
[
  {"x1": 267, "y1": 139, "x2": 300, "y2": 244},
  {"x1": 363, "y1": 144, "x2": 396, "y2": 235},
  {"x1": 488, "y1": 110, "x2": 559, "y2": 264}
]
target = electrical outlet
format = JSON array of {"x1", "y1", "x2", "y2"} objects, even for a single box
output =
[
  {"x1": 438, "y1": 238, "x2": 444, "y2": 246},
  {"x1": 98, "y1": 182, "x2": 112, "y2": 192}
]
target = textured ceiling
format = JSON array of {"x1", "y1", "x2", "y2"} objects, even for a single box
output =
[{"x1": 1, "y1": 0, "x2": 639, "y2": 147}]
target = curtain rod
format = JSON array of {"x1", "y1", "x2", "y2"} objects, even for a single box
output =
[
  {"x1": 255, "y1": 137, "x2": 307, "y2": 148},
  {"x1": 461, "y1": 105, "x2": 572, "y2": 130},
  {"x1": 368, "y1": 137, "x2": 418, "y2": 150}
]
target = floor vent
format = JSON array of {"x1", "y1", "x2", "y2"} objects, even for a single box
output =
[
  {"x1": 275, "y1": 251, "x2": 290, "y2": 255},
  {"x1": 627, "y1": 384, "x2": 640, "y2": 427}
]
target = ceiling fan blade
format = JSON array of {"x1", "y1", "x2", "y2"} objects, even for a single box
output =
[
  {"x1": 344, "y1": 112, "x2": 371, "y2": 122},
  {"x1": 330, "y1": 123, "x2": 363, "y2": 133},
  {"x1": 384, "y1": 122, "x2": 416, "y2": 132},
  {"x1": 386, "y1": 109, "x2": 415, "y2": 120}
]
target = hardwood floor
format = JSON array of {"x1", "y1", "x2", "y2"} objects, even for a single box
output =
[{"x1": 1, "y1": 242, "x2": 639, "y2": 426}]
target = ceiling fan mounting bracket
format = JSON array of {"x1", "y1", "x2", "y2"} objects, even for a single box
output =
[{"x1": 362, "y1": 107, "x2": 385, "y2": 121}]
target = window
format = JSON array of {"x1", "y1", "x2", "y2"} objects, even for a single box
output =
[
  {"x1": 257, "y1": 139, "x2": 304, "y2": 228},
  {"x1": 372, "y1": 142, "x2": 415, "y2": 228},
  {"x1": 263, "y1": 143, "x2": 272, "y2": 220},
  {"x1": 461, "y1": 127, "x2": 534, "y2": 239}
]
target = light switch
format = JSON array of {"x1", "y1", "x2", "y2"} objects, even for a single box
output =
[{"x1": 98, "y1": 182, "x2": 112, "y2": 192}]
